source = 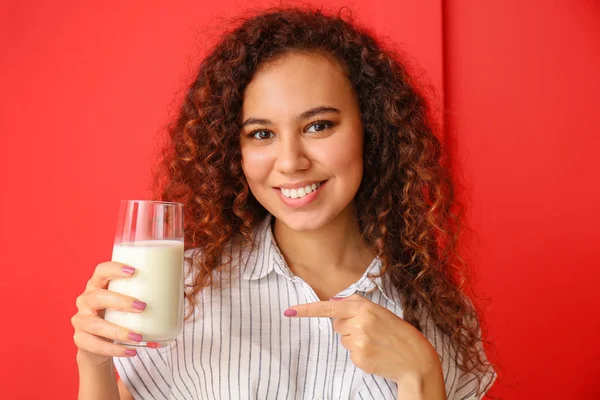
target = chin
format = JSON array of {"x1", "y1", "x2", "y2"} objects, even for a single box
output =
[{"x1": 272, "y1": 210, "x2": 331, "y2": 232}]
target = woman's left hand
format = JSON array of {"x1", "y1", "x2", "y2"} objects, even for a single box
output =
[{"x1": 285, "y1": 294, "x2": 446, "y2": 398}]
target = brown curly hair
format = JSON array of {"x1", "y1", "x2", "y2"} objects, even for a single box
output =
[{"x1": 152, "y1": 6, "x2": 495, "y2": 396}]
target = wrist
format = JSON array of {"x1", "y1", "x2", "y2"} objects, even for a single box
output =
[
  {"x1": 76, "y1": 350, "x2": 113, "y2": 369},
  {"x1": 395, "y1": 373, "x2": 426, "y2": 399},
  {"x1": 395, "y1": 363, "x2": 446, "y2": 400}
]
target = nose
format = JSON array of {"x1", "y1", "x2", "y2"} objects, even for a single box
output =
[{"x1": 273, "y1": 133, "x2": 311, "y2": 174}]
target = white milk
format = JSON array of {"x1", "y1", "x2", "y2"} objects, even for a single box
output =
[{"x1": 104, "y1": 240, "x2": 184, "y2": 342}]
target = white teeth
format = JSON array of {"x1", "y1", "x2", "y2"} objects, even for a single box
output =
[{"x1": 281, "y1": 181, "x2": 322, "y2": 199}]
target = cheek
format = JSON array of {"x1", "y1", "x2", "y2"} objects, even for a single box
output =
[
  {"x1": 241, "y1": 147, "x2": 273, "y2": 183},
  {"x1": 316, "y1": 132, "x2": 363, "y2": 178}
]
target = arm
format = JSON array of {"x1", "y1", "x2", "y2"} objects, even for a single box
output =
[
  {"x1": 287, "y1": 295, "x2": 449, "y2": 399},
  {"x1": 117, "y1": 376, "x2": 134, "y2": 400},
  {"x1": 76, "y1": 354, "x2": 119, "y2": 400},
  {"x1": 76, "y1": 354, "x2": 134, "y2": 400},
  {"x1": 396, "y1": 362, "x2": 447, "y2": 400}
]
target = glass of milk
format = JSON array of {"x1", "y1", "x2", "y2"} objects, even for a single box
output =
[{"x1": 104, "y1": 200, "x2": 184, "y2": 348}]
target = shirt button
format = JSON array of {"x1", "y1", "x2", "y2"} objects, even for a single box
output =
[{"x1": 319, "y1": 322, "x2": 326, "y2": 329}]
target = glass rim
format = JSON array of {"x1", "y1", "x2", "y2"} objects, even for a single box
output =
[{"x1": 120, "y1": 199, "x2": 183, "y2": 207}]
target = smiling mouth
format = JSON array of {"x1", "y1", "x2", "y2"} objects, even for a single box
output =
[{"x1": 279, "y1": 181, "x2": 326, "y2": 199}]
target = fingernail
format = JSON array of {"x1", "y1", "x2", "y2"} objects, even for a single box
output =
[
  {"x1": 122, "y1": 266, "x2": 135, "y2": 275},
  {"x1": 128, "y1": 332, "x2": 143, "y2": 342},
  {"x1": 132, "y1": 300, "x2": 147, "y2": 311},
  {"x1": 125, "y1": 349, "x2": 137, "y2": 357},
  {"x1": 330, "y1": 297, "x2": 345, "y2": 301},
  {"x1": 284, "y1": 308, "x2": 297, "y2": 317}
]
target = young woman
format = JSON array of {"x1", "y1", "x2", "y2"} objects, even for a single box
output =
[{"x1": 72, "y1": 7, "x2": 497, "y2": 400}]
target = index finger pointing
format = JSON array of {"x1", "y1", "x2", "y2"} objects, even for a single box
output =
[{"x1": 284, "y1": 300, "x2": 361, "y2": 319}]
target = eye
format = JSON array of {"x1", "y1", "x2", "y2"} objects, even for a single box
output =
[
  {"x1": 306, "y1": 121, "x2": 332, "y2": 133},
  {"x1": 251, "y1": 130, "x2": 275, "y2": 140}
]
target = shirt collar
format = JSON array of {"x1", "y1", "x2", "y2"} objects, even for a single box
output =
[
  {"x1": 333, "y1": 256, "x2": 402, "y2": 309},
  {"x1": 240, "y1": 214, "x2": 401, "y2": 308}
]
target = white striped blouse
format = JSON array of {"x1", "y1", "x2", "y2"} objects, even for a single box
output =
[{"x1": 114, "y1": 215, "x2": 496, "y2": 399}]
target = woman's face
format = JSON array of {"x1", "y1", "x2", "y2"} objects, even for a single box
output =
[{"x1": 240, "y1": 52, "x2": 364, "y2": 232}]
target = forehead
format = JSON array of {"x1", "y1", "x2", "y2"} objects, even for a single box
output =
[{"x1": 241, "y1": 52, "x2": 355, "y2": 119}]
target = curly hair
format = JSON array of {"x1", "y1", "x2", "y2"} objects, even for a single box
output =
[{"x1": 152, "y1": 6, "x2": 495, "y2": 396}]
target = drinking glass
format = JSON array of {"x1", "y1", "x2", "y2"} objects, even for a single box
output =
[{"x1": 104, "y1": 200, "x2": 184, "y2": 348}]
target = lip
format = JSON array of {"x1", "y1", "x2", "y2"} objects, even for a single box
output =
[{"x1": 274, "y1": 180, "x2": 327, "y2": 208}]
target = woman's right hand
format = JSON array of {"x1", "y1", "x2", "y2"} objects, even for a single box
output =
[{"x1": 71, "y1": 262, "x2": 146, "y2": 367}]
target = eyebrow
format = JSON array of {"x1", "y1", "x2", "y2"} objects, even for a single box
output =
[{"x1": 241, "y1": 106, "x2": 341, "y2": 128}]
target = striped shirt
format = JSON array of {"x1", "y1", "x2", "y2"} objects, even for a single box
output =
[{"x1": 115, "y1": 215, "x2": 496, "y2": 399}]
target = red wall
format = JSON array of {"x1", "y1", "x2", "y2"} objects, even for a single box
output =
[
  {"x1": 1, "y1": 1, "x2": 598, "y2": 398},
  {"x1": 443, "y1": 1, "x2": 600, "y2": 398}
]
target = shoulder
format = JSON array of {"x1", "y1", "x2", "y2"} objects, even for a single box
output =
[
  {"x1": 419, "y1": 307, "x2": 497, "y2": 399},
  {"x1": 183, "y1": 233, "x2": 253, "y2": 272},
  {"x1": 183, "y1": 215, "x2": 273, "y2": 284},
  {"x1": 182, "y1": 226, "x2": 263, "y2": 295}
]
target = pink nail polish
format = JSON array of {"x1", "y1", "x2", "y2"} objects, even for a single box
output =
[
  {"x1": 122, "y1": 266, "x2": 135, "y2": 275},
  {"x1": 132, "y1": 300, "x2": 147, "y2": 311},
  {"x1": 284, "y1": 309, "x2": 297, "y2": 317},
  {"x1": 128, "y1": 332, "x2": 143, "y2": 342},
  {"x1": 125, "y1": 349, "x2": 137, "y2": 357}
]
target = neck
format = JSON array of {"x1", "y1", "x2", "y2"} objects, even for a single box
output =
[{"x1": 272, "y1": 205, "x2": 375, "y2": 277}]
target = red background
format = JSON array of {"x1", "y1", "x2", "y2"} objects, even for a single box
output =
[{"x1": 1, "y1": 1, "x2": 598, "y2": 398}]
